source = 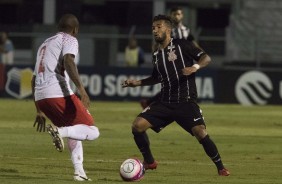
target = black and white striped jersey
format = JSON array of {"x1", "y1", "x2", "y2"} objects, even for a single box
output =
[
  {"x1": 151, "y1": 38, "x2": 206, "y2": 103},
  {"x1": 171, "y1": 24, "x2": 194, "y2": 41}
]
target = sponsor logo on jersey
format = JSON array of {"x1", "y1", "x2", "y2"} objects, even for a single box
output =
[{"x1": 167, "y1": 50, "x2": 177, "y2": 62}]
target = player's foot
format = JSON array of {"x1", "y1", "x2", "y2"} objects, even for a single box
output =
[
  {"x1": 143, "y1": 160, "x2": 158, "y2": 170},
  {"x1": 218, "y1": 168, "x2": 230, "y2": 176},
  {"x1": 140, "y1": 99, "x2": 148, "y2": 109},
  {"x1": 46, "y1": 124, "x2": 64, "y2": 152},
  {"x1": 73, "y1": 174, "x2": 92, "y2": 181}
]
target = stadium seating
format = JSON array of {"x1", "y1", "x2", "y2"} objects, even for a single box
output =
[{"x1": 226, "y1": 0, "x2": 282, "y2": 64}]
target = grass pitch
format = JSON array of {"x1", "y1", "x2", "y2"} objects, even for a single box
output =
[{"x1": 0, "y1": 99, "x2": 282, "y2": 184}]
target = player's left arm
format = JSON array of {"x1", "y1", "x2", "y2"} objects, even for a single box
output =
[
  {"x1": 63, "y1": 53, "x2": 90, "y2": 108},
  {"x1": 194, "y1": 53, "x2": 211, "y2": 69},
  {"x1": 182, "y1": 41, "x2": 211, "y2": 75}
]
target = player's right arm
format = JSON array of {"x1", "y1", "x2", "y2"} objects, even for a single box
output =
[
  {"x1": 31, "y1": 75, "x2": 46, "y2": 132},
  {"x1": 122, "y1": 76, "x2": 159, "y2": 88},
  {"x1": 122, "y1": 68, "x2": 160, "y2": 88},
  {"x1": 63, "y1": 53, "x2": 90, "y2": 108}
]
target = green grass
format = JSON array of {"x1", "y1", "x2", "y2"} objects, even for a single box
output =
[{"x1": 0, "y1": 99, "x2": 282, "y2": 184}]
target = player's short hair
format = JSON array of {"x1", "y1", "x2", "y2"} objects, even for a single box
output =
[
  {"x1": 153, "y1": 14, "x2": 173, "y2": 29},
  {"x1": 170, "y1": 6, "x2": 183, "y2": 13},
  {"x1": 58, "y1": 14, "x2": 79, "y2": 33}
]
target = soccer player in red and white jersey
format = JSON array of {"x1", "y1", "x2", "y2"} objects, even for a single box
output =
[{"x1": 31, "y1": 14, "x2": 99, "y2": 181}]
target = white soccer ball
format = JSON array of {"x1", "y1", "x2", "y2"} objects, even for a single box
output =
[{"x1": 120, "y1": 158, "x2": 145, "y2": 181}]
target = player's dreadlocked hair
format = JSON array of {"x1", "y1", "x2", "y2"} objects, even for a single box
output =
[{"x1": 153, "y1": 14, "x2": 173, "y2": 29}]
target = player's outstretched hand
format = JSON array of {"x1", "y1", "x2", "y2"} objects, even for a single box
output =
[
  {"x1": 33, "y1": 114, "x2": 46, "y2": 132},
  {"x1": 121, "y1": 79, "x2": 138, "y2": 88}
]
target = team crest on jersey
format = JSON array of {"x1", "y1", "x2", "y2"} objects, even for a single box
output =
[
  {"x1": 5, "y1": 67, "x2": 33, "y2": 99},
  {"x1": 167, "y1": 50, "x2": 177, "y2": 62}
]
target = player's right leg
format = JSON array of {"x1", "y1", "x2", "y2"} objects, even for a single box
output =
[
  {"x1": 37, "y1": 95, "x2": 100, "y2": 150},
  {"x1": 131, "y1": 117, "x2": 157, "y2": 170},
  {"x1": 46, "y1": 124, "x2": 99, "y2": 152},
  {"x1": 46, "y1": 124, "x2": 64, "y2": 152},
  {"x1": 135, "y1": 102, "x2": 174, "y2": 170},
  {"x1": 58, "y1": 124, "x2": 99, "y2": 141}
]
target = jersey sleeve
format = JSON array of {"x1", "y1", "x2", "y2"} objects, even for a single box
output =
[
  {"x1": 62, "y1": 35, "x2": 78, "y2": 57},
  {"x1": 187, "y1": 33, "x2": 195, "y2": 42},
  {"x1": 181, "y1": 40, "x2": 206, "y2": 61},
  {"x1": 151, "y1": 67, "x2": 159, "y2": 79}
]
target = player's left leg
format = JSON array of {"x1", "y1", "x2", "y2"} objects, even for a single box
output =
[
  {"x1": 175, "y1": 102, "x2": 230, "y2": 176},
  {"x1": 192, "y1": 125, "x2": 230, "y2": 176},
  {"x1": 67, "y1": 138, "x2": 92, "y2": 181}
]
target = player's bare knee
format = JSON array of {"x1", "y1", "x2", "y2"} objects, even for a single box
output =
[
  {"x1": 131, "y1": 123, "x2": 144, "y2": 133},
  {"x1": 132, "y1": 116, "x2": 152, "y2": 134},
  {"x1": 192, "y1": 125, "x2": 207, "y2": 141}
]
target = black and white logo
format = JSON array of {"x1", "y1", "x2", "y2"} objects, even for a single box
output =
[{"x1": 235, "y1": 71, "x2": 272, "y2": 105}]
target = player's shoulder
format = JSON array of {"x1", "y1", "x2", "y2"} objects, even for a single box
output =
[
  {"x1": 172, "y1": 38, "x2": 196, "y2": 52},
  {"x1": 172, "y1": 38, "x2": 190, "y2": 45},
  {"x1": 180, "y1": 24, "x2": 189, "y2": 30},
  {"x1": 58, "y1": 32, "x2": 78, "y2": 42}
]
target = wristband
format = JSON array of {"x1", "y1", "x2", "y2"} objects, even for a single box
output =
[{"x1": 192, "y1": 64, "x2": 200, "y2": 70}]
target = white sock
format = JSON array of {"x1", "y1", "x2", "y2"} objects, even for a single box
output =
[
  {"x1": 67, "y1": 138, "x2": 86, "y2": 176},
  {"x1": 58, "y1": 125, "x2": 100, "y2": 141}
]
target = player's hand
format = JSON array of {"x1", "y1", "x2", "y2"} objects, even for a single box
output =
[
  {"x1": 33, "y1": 113, "x2": 46, "y2": 132},
  {"x1": 77, "y1": 87, "x2": 90, "y2": 108},
  {"x1": 182, "y1": 66, "x2": 198, "y2": 76},
  {"x1": 80, "y1": 91, "x2": 90, "y2": 109},
  {"x1": 121, "y1": 79, "x2": 138, "y2": 88}
]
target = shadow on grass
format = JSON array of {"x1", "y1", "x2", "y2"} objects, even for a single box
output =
[
  {"x1": 98, "y1": 177, "x2": 123, "y2": 183},
  {"x1": 0, "y1": 174, "x2": 45, "y2": 180},
  {"x1": 0, "y1": 168, "x2": 18, "y2": 173}
]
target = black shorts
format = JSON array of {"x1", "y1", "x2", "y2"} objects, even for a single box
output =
[{"x1": 138, "y1": 101, "x2": 206, "y2": 135}]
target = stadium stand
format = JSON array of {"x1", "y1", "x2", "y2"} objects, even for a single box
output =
[{"x1": 226, "y1": 0, "x2": 282, "y2": 65}]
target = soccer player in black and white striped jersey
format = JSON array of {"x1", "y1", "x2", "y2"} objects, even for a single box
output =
[
  {"x1": 122, "y1": 15, "x2": 230, "y2": 176},
  {"x1": 140, "y1": 7, "x2": 200, "y2": 109},
  {"x1": 170, "y1": 7, "x2": 195, "y2": 42}
]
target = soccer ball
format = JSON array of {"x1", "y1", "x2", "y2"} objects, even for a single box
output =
[{"x1": 120, "y1": 158, "x2": 145, "y2": 181}]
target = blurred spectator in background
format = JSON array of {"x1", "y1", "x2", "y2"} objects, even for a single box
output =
[
  {"x1": 125, "y1": 37, "x2": 145, "y2": 67},
  {"x1": 0, "y1": 32, "x2": 14, "y2": 65}
]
